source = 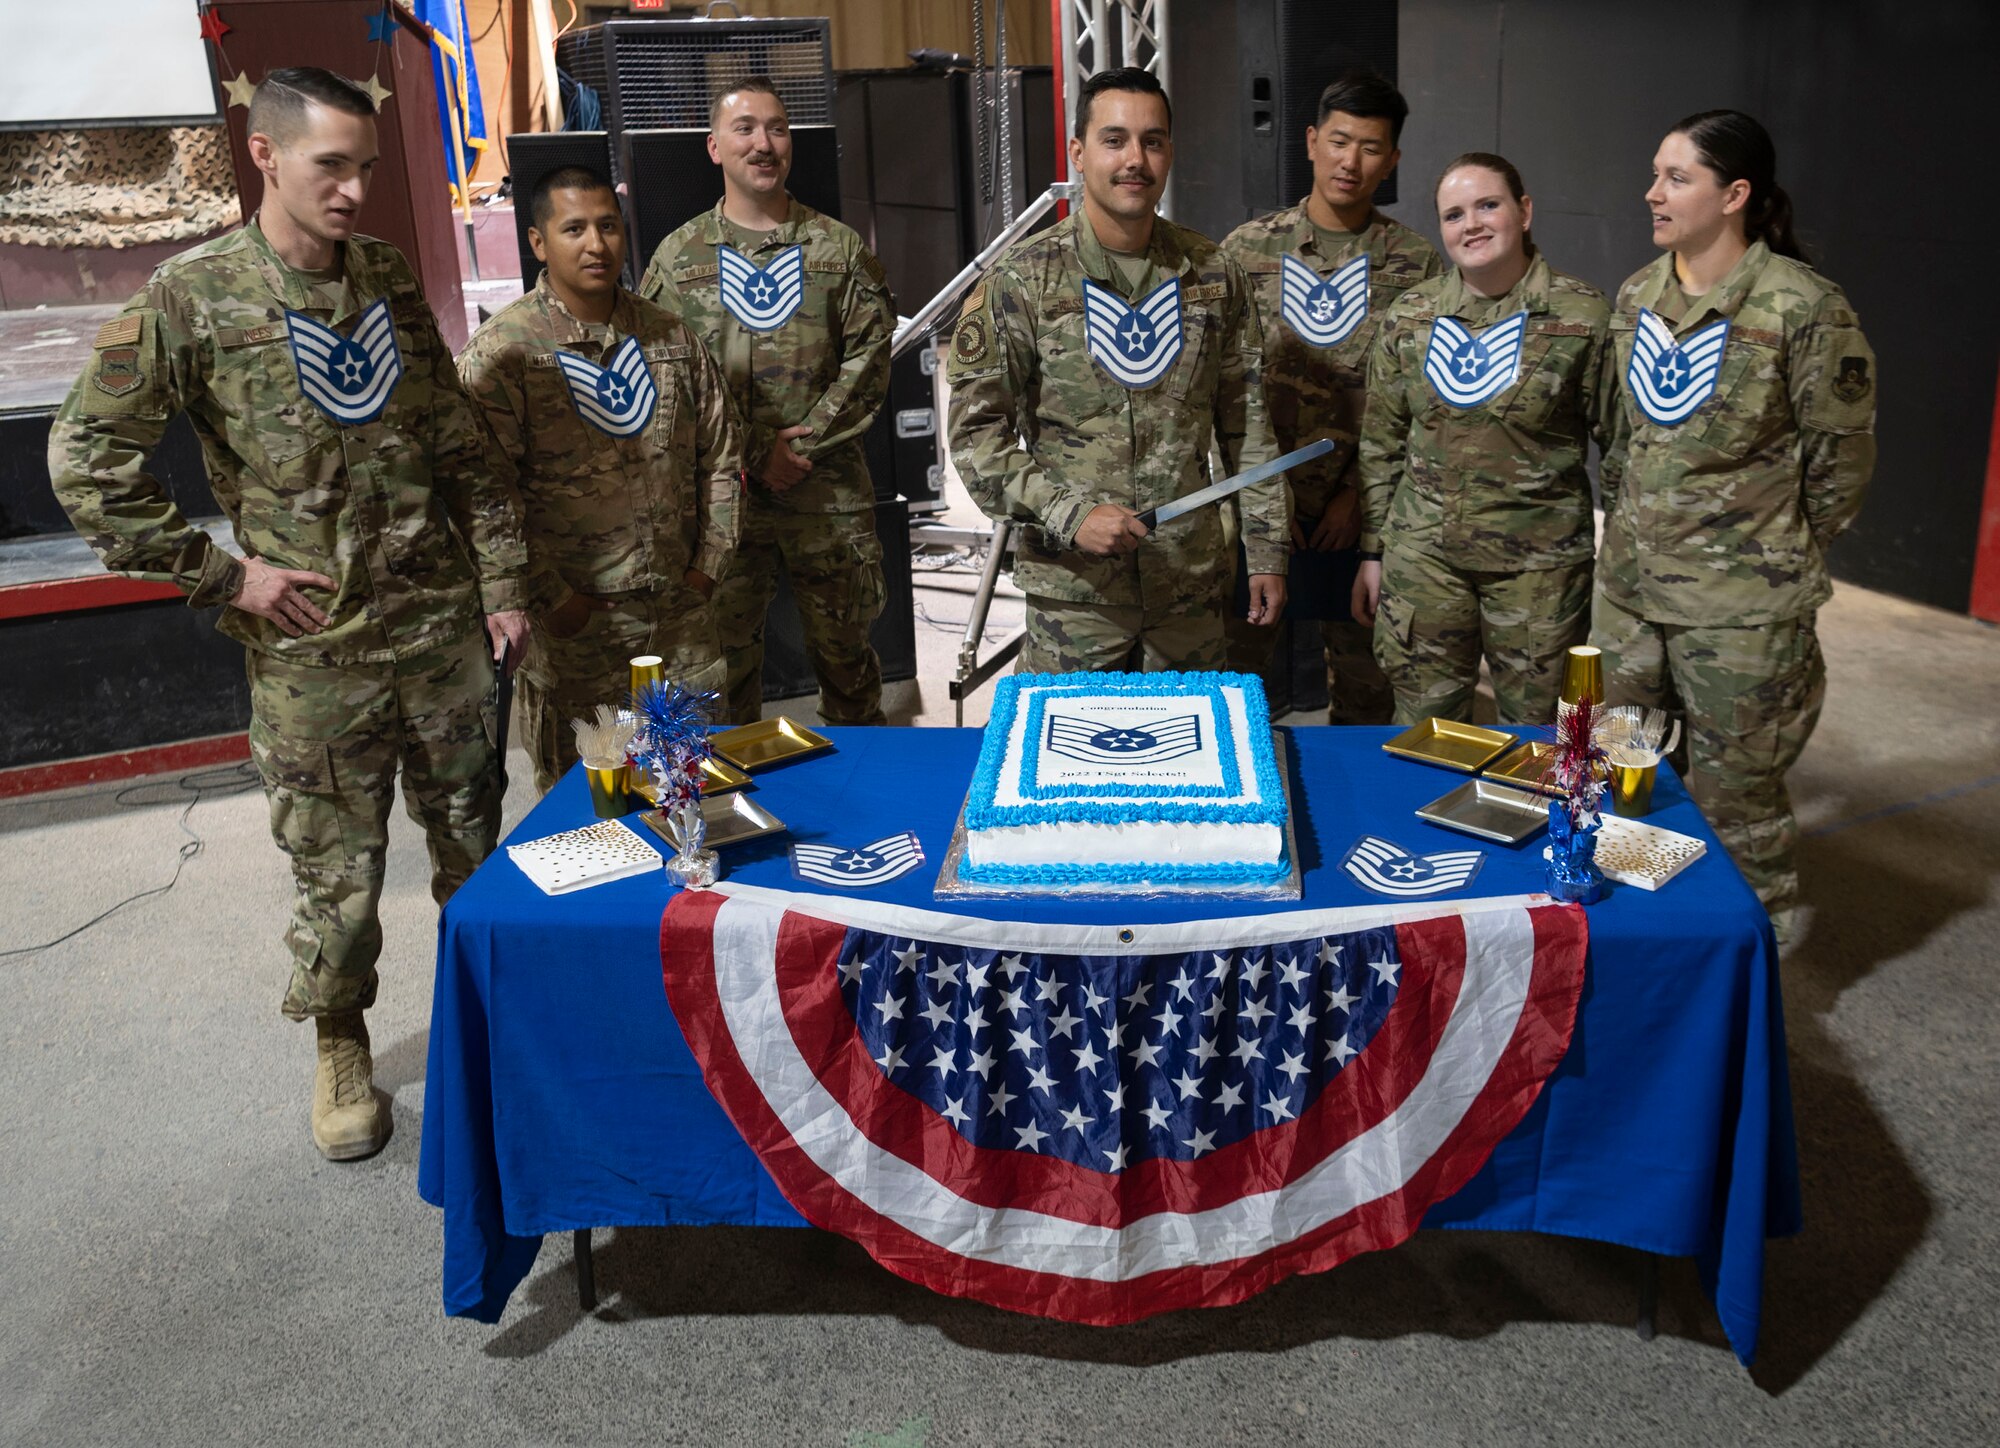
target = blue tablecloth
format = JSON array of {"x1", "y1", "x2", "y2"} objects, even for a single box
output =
[{"x1": 418, "y1": 726, "x2": 1800, "y2": 1363}]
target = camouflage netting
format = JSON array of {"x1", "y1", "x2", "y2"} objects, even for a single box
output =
[{"x1": 0, "y1": 125, "x2": 241, "y2": 248}]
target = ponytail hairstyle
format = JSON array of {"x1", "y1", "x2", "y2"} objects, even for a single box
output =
[
  {"x1": 1436, "y1": 151, "x2": 1535, "y2": 256},
  {"x1": 1670, "y1": 109, "x2": 1809, "y2": 265}
]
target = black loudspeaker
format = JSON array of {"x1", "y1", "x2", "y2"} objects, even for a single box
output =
[
  {"x1": 835, "y1": 66, "x2": 1055, "y2": 311},
  {"x1": 1168, "y1": 0, "x2": 1400, "y2": 244},
  {"x1": 505, "y1": 131, "x2": 616, "y2": 291},
  {"x1": 758, "y1": 496, "x2": 918, "y2": 702},
  {"x1": 620, "y1": 127, "x2": 843, "y2": 285}
]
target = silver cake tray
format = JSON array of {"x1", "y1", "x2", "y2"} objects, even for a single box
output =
[{"x1": 933, "y1": 727, "x2": 1303, "y2": 901}]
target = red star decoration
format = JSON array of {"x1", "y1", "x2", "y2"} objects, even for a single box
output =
[{"x1": 199, "y1": 9, "x2": 231, "y2": 45}]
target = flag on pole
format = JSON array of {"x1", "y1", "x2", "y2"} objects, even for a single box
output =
[
  {"x1": 662, "y1": 884, "x2": 1588, "y2": 1323},
  {"x1": 411, "y1": 0, "x2": 488, "y2": 195}
]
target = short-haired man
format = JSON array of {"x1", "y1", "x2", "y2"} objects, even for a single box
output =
[
  {"x1": 637, "y1": 77, "x2": 894, "y2": 727},
  {"x1": 949, "y1": 67, "x2": 1286, "y2": 673},
  {"x1": 459, "y1": 166, "x2": 742, "y2": 791},
  {"x1": 1220, "y1": 69, "x2": 1441, "y2": 720},
  {"x1": 47, "y1": 68, "x2": 531, "y2": 1160}
]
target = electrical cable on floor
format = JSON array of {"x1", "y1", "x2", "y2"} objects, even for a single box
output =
[
  {"x1": 913, "y1": 600, "x2": 1014, "y2": 640},
  {"x1": 0, "y1": 762, "x2": 261, "y2": 959}
]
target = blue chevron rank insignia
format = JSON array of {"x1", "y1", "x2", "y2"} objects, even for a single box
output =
[
  {"x1": 285, "y1": 298, "x2": 403, "y2": 425},
  {"x1": 1045, "y1": 712, "x2": 1203, "y2": 766},
  {"x1": 1422, "y1": 309, "x2": 1530, "y2": 410},
  {"x1": 1280, "y1": 252, "x2": 1369, "y2": 348},
  {"x1": 1082, "y1": 275, "x2": 1184, "y2": 389},
  {"x1": 555, "y1": 335, "x2": 658, "y2": 437},
  {"x1": 717, "y1": 243, "x2": 806, "y2": 331},
  {"x1": 1627, "y1": 309, "x2": 1731, "y2": 425},
  {"x1": 1341, "y1": 835, "x2": 1486, "y2": 898}
]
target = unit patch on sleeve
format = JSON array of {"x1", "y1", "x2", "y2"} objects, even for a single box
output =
[
  {"x1": 953, "y1": 283, "x2": 991, "y2": 366},
  {"x1": 91, "y1": 347, "x2": 145, "y2": 398},
  {"x1": 1831, "y1": 354, "x2": 1872, "y2": 403}
]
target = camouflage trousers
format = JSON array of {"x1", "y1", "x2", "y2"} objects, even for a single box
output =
[
  {"x1": 245, "y1": 630, "x2": 500, "y2": 1021},
  {"x1": 1021, "y1": 592, "x2": 1230, "y2": 675},
  {"x1": 1591, "y1": 591, "x2": 1827, "y2": 917},
  {"x1": 1375, "y1": 549, "x2": 1593, "y2": 725},
  {"x1": 715, "y1": 505, "x2": 886, "y2": 727},
  {"x1": 1228, "y1": 615, "x2": 1392, "y2": 724},
  {"x1": 519, "y1": 589, "x2": 726, "y2": 794}
]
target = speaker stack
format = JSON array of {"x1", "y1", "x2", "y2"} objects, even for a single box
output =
[
  {"x1": 550, "y1": 15, "x2": 842, "y2": 286},
  {"x1": 1168, "y1": 0, "x2": 1401, "y2": 247}
]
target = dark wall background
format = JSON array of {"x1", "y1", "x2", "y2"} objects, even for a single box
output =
[{"x1": 1214, "y1": 0, "x2": 2000, "y2": 613}]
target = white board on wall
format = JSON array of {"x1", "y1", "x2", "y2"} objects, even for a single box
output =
[{"x1": 2, "y1": 0, "x2": 220, "y2": 128}]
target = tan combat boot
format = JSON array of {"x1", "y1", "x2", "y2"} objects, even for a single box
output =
[{"x1": 312, "y1": 1009, "x2": 389, "y2": 1160}]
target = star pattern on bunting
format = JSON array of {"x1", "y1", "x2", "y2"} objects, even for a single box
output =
[
  {"x1": 837, "y1": 924, "x2": 1407, "y2": 1169},
  {"x1": 222, "y1": 73, "x2": 258, "y2": 109}
]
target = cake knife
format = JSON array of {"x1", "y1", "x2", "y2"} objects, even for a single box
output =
[{"x1": 1133, "y1": 437, "x2": 1335, "y2": 532}]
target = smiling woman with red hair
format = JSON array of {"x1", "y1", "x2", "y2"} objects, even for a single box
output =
[{"x1": 1353, "y1": 152, "x2": 1615, "y2": 727}]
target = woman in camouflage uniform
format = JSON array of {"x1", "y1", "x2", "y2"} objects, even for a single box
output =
[
  {"x1": 1594, "y1": 111, "x2": 1877, "y2": 930},
  {"x1": 1354, "y1": 154, "x2": 1615, "y2": 724}
]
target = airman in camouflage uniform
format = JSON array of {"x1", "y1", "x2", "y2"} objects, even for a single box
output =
[
  {"x1": 1357, "y1": 249, "x2": 1614, "y2": 723},
  {"x1": 461, "y1": 172, "x2": 742, "y2": 793},
  {"x1": 1219, "y1": 71, "x2": 1441, "y2": 721},
  {"x1": 948, "y1": 70, "x2": 1286, "y2": 673},
  {"x1": 637, "y1": 78, "x2": 892, "y2": 727},
  {"x1": 1596, "y1": 236, "x2": 1875, "y2": 918},
  {"x1": 46, "y1": 70, "x2": 529, "y2": 1160}
]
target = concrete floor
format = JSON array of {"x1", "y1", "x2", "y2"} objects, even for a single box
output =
[{"x1": 1, "y1": 567, "x2": 1995, "y2": 1446}]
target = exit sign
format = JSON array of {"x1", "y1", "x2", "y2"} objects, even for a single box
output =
[{"x1": 631, "y1": 0, "x2": 667, "y2": 9}]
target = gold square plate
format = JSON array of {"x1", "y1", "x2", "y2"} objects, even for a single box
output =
[
  {"x1": 1415, "y1": 778, "x2": 1551, "y2": 845},
  {"x1": 1481, "y1": 741, "x2": 1566, "y2": 796},
  {"x1": 629, "y1": 754, "x2": 753, "y2": 804},
  {"x1": 710, "y1": 716, "x2": 834, "y2": 772},
  {"x1": 1382, "y1": 717, "x2": 1515, "y2": 772},
  {"x1": 638, "y1": 791, "x2": 787, "y2": 851}
]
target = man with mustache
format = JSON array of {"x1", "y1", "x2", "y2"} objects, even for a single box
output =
[
  {"x1": 458, "y1": 166, "x2": 742, "y2": 791},
  {"x1": 638, "y1": 77, "x2": 894, "y2": 728},
  {"x1": 949, "y1": 67, "x2": 1286, "y2": 674},
  {"x1": 1220, "y1": 69, "x2": 1440, "y2": 721},
  {"x1": 46, "y1": 68, "x2": 531, "y2": 1161}
]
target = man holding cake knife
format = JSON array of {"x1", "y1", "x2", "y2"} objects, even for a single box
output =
[{"x1": 948, "y1": 68, "x2": 1292, "y2": 674}]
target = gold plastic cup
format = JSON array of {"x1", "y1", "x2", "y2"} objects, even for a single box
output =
[
  {"x1": 1560, "y1": 645, "x2": 1604, "y2": 708},
  {"x1": 585, "y1": 763, "x2": 629, "y2": 819},
  {"x1": 630, "y1": 654, "x2": 666, "y2": 703},
  {"x1": 1610, "y1": 761, "x2": 1656, "y2": 817}
]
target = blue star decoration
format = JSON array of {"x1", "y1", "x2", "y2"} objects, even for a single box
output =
[
  {"x1": 1118, "y1": 314, "x2": 1155, "y2": 356},
  {"x1": 366, "y1": 8, "x2": 396, "y2": 45}
]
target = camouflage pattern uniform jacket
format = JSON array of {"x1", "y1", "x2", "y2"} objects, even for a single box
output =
[
  {"x1": 456, "y1": 271, "x2": 742, "y2": 613},
  {"x1": 1599, "y1": 239, "x2": 1877, "y2": 626},
  {"x1": 636, "y1": 198, "x2": 892, "y2": 515},
  {"x1": 947, "y1": 210, "x2": 1286, "y2": 607},
  {"x1": 1222, "y1": 203, "x2": 1441, "y2": 525},
  {"x1": 49, "y1": 221, "x2": 529, "y2": 662},
  {"x1": 1358, "y1": 251, "x2": 1616, "y2": 567}
]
